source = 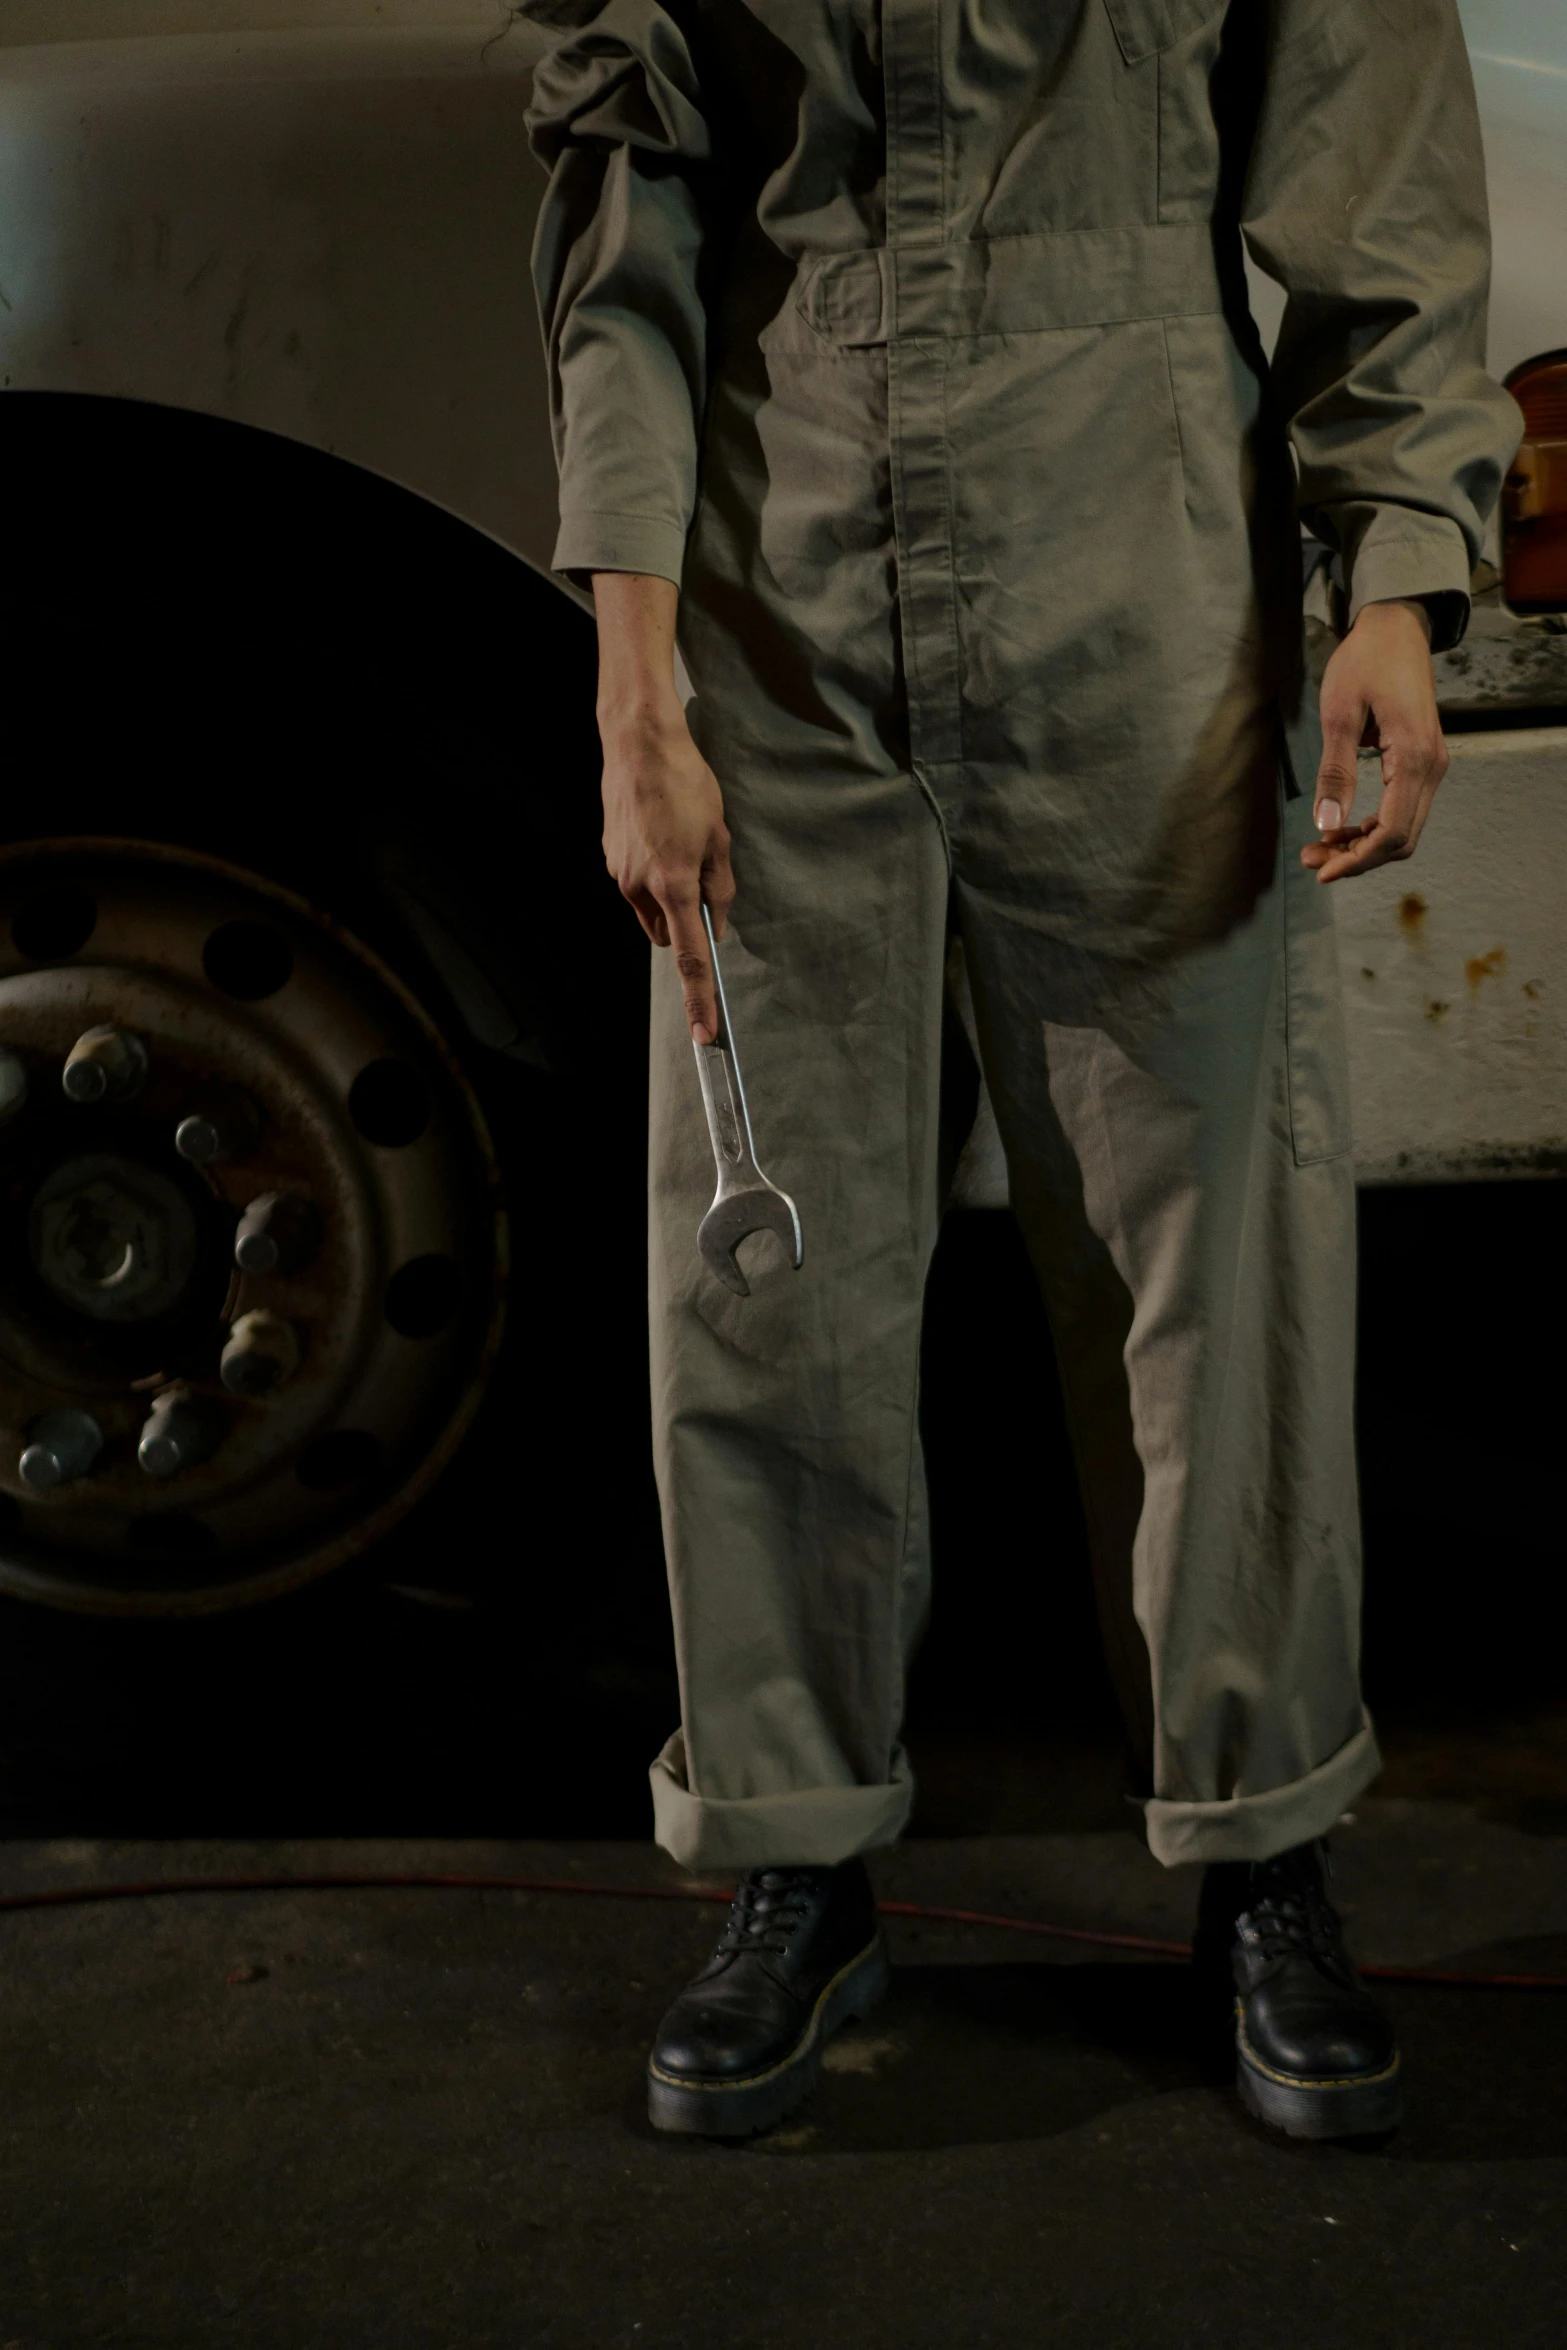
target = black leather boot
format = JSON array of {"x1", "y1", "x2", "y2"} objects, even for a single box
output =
[
  {"x1": 647, "y1": 1860, "x2": 888, "y2": 2136},
  {"x1": 1196, "y1": 1841, "x2": 1402, "y2": 2140}
]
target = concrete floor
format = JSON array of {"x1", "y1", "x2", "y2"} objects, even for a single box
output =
[{"x1": 2, "y1": 1801, "x2": 1564, "y2": 2350}]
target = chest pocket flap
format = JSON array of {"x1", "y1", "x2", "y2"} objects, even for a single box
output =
[{"x1": 1103, "y1": 0, "x2": 1229, "y2": 64}]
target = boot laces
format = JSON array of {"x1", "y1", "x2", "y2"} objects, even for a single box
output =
[
  {"x1": 1239, "y1": 1863, "x2": 1351, "y2": 1982},
  {"x1": 716, "y1": 1869, "x2": 818, "y2": 1958}
]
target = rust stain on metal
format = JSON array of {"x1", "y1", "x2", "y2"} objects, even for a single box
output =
[
  {"x1": 1464, "y1": 947, "x2": 1508, "y2": 993},
  {"x1": 1397, "y1": 893, "x2": 1428, "y2": 943}
]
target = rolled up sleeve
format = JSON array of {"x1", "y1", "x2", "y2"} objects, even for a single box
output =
[
  {"x1": 521, "y1": 0, "x2": 714, "y2": 588},
  {"x1": 1241, "y1": 0, "x2": 1523, "y2": 651}
]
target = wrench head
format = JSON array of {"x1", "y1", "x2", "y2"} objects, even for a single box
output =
[{"x1": 698, "y1": 1184, "x2": 804, "y2": 1297}]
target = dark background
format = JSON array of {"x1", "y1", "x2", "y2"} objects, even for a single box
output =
[{"x1": 1, "y1": 394, "x2": 1562, "y2": 1844}]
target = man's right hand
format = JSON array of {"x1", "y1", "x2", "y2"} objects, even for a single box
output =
[{"x1": 592, "y1": 571, "x2": 734, "y2": 1046}]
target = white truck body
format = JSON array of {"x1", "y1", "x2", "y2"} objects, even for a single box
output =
[{"x1": 0, "y1": 0, "x2": 1563, "y2": 1187}]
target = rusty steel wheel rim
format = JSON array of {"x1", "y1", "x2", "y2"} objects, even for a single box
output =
[{"x1": 0, "y1": 838, "x2": 507, "y2": 1613}]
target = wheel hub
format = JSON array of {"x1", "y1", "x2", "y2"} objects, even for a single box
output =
[
  {"x1": 0, "y1": 840, "x2": 506, "y2": 1613},
  {"x1": 30, "y1": 1154, "x2": 199, "y2": 1321}
]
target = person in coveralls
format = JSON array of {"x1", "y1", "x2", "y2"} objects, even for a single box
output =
[{"x1": 520, "y1": 0, "x2": 1520, "y2": 2139}]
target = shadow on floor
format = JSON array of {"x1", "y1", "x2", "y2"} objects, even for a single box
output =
[
  {"x1": 638, "y1": 1961, "x2": 1206, "y2": 2156},
  {"x1": 626, "y1": 1957, "x2": 1567, "y2": 2163}
]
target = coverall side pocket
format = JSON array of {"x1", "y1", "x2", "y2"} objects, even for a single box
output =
[
  {"x1": 1281, "y1": 783, "x2": 1354, "y2": 1168},
  {"x1": 1102, "y1": 0, "x2": 1228, "y2": 66}
]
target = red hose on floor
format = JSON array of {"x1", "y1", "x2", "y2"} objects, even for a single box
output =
[{"x1": 0, "y1": 1870, "x2": 1562, "y2": 1988}]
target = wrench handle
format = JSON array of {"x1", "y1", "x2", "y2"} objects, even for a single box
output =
[
  {"x1": 695, "y1": 1040, "x2": 748, "y2": 1170},
  {"x1": 701, "y1": 903, "x2": 732, "y2": 1046},
  {"x1": 690, "y1": 903, "x2": 805, "y2": 1278},
  {"x1": 696, "y1": 904, "x2": 762, "y2": 1172}
]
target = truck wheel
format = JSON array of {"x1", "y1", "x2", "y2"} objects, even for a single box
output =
[{"x1": 0, "y1": 837, "x2": 504, "y2": 1613}]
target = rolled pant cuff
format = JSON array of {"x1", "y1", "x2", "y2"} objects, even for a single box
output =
[
  {"x1": 650, "y1": 1733, "x2": 913, "y2": 1871},
  {"x1": 1142, "y1": 1712, "x2": 1382, "y2": 1868}
]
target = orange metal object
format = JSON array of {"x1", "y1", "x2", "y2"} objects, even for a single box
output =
[{"x1": 1503, "y1": 350, "x2": 1567, "y2": 613}]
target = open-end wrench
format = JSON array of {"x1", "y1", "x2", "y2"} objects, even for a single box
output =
[{"x1": 692, "y1": 903, "x2": 803, "y2": 1296}]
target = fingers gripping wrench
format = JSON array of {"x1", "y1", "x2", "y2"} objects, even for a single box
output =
[{"x1": 692, "y1": 904, "x2": 803, "y2": 1296}]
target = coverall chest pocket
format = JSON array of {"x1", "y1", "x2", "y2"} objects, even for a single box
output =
[{"x1": 1102, "y1": 0, "x2": 1228, "y2": 63}]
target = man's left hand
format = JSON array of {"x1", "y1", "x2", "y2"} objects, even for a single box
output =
[{"x1": 1302, "y1": 598, "x2": 1449, "y2": 884}]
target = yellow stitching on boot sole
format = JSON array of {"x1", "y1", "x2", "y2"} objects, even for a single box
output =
[{"x1": 1236, "y1": 2012, "x2": 1400, "y2": 2094}]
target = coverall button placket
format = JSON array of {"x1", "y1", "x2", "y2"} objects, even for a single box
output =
[{"x1": 882, "y1": 0, "x2": 964, "y2": 783}]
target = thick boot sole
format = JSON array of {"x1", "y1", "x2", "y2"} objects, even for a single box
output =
[
  {"x1": 1237, "y1": 2025, "x2": 1403, "y2": 2141},
  {"x1": 647, "y1": 1935, "x2": 891, "y2": 2139}
]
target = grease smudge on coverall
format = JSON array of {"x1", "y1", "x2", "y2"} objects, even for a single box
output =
[{"x1": 523, "y1": 0, "x2": 1520, "y2": 1869}]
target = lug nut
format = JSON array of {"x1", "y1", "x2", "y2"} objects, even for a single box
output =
[
  {"x1": 219, "y1": 1309, "x2": 302, "y2": 1398},
  {"x1": 175, "y1": 1088, "x2": 263, "y2": 1167},
  {"x1": 137, "y1": 1388, "x2": 220, "y2": 1479},
  {"x1": 62, "y1": 1026, "x2": 147, "y2": 1105},
  {"x1": 0, "y1": 1047, "x2": 28, "y2": 1123},
  {"x1": 234, "y1": 1192, "x2": 321, "y2": 1276},
  {"x1": 18, "y1": 1408, "x2": 104, "y2": 1491}
]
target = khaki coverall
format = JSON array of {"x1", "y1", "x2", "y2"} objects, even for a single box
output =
[{"x1": 523, "y1": 0, "x2": 1519, "y2": 1870}]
